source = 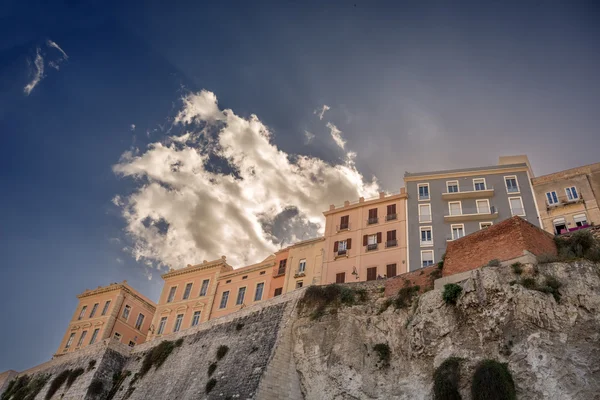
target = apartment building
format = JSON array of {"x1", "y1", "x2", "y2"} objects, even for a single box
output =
[
  {"x1": 55, "y1": 281, "x2": 156, "y2": 356},
  {"x1": 322, "y1": 190, "x2": 408, "y2": 284},
  {"x1": 149, "y1": 257, "x2": 232, "y2": 340},
  {"x1": 532, "y1": 162, "x2": 600, "y2": 234},
  {"x1": 211, "y1": 256, "x2": 274, "y2": 319},
  {"x1": 281, "y1": 237, "x2": 325, "y2": 293},
  {"x1": 404, "y1": 156, "x2": 540, "y2": 271},
  {"x1": 270, "y1": 248, "x2": 290, "y2": 297}
]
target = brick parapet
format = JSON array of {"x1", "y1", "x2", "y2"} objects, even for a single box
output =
[{"x1": 384, "y1": 266, "x2": 438, "y2": 297}]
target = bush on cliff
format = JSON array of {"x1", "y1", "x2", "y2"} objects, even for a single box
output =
[
  {"x1": 46, "y1": 369, "x2": 71, "y2": 399},
  {"x1": 66, "y1": 368, "x2": 85, "y2": 388},
  {"x1": 88, "y1": 379, "x2": 104, "y2": 396},
  {"x1": 1, "y1": 374, "x2": 50, "y2": 400},
  {"x1": 299, "y1": 284, "x2": 367, "y2": 320},
  {"x1": 442, "y1": 284, "x2": 463, "y2": 305},
  {"x1": 471, "y1": 360, "x2": 516, "y2": 400},
  {"x1": 433, "y1": 357, "x2": 462, "y2": 400},
  {"x1": 140, "y1": 340, "x2": 177, "y2": 376},
  {"x1": 216, "y1": 345, "x2": 229, "y2": 360},
  {"x1": 372, "y1": 343, "x2": 391, "y2": 368},
  {"x1": 394, "y1": 285, "x2": 420, "y2": 309}
]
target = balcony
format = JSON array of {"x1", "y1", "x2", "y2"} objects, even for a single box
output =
[
  {"x1": 442, "y1": 185, "x2": 495, "y2": 200},
  {"x1": 273, "y1": 267, "x2": 286, "y2": 278},
  {"x1": 546, "y1": 195, "x2": 585, "y2": 211},
  {"x1": 385, "y1": 214, "x2": 397, "y2": 221},
  {"x1": 385, "y1": 239, "x2": 398, "y2": 248},
  {"x1": 336, "y1": 223, "x2": 351, "y2": 232},
  {"x1": 366, "y1": 243, "x2": 378, "y2": 251},
  {"x1": 367, "y1": 217, "x2": 379, "y2": 225},
  {"x1": 444, "y1": 206, "x2": 498, "y2": 222},
  {"x1": 294, "y1": 270, "x2": 306, "y2": 278}
]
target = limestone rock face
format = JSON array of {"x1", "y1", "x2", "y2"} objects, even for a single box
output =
[{"x1": 292, "y1": 262, "x2": 600, "y2": 400}]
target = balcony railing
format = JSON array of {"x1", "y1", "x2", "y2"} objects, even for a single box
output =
[
  {"x1": 546, "y1": 194, "x2": 584, "y2": 209},
  {"x1": 273, "y1": 267, "x2": 286, "y2": 277},
  {"x1": 386, "y1": 214, "x2": 397, "y2": 221},
  {"x1": 444, "y1": 205, "x2": 498, "y2": 222},
  {"x1": 336, "y1": 223, "x2": 351, "y2": 231},
  {"x1": 442, "y1": 185, "x2": 494, "y2": 200},
  {"x1": 386, "y1": 239, "x2": 398, "y2": 248},
  {"x1": 336, "y1": 249, "x2": 348, "y2": 257},
  {"x1": 366, "y1": 243, "x2": 378, "y2": 251},
  {"x1": 294, "y1": 270, "x2": 306, "y2": 278},
  {"x1": 367, "y1": 217, "x2": 379, "y2": 225}
]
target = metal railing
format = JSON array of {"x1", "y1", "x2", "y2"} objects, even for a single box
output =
[
  {"x1": 336, "y1": 223, "x2": 351, "y2": 231},
  {"x1": 446, "y1": 205, "x2": 496, "y2": 216},
  {"x1": 367, "y1": 217, "x2": 379, "y2": 225},
  {"x1": 546, "y1": 194, "x2": 584, "y2": 207},
  {"x1": 386, "y1": 214, "x2": 397, "y2": 221},
  {"x1": 366, "y1": 243, "x2": 378, "y2": 251},
  {"x1": 443, "y1": 185, "x2": 494, "y2": 194},
  {"x1": 336, "y1": 249, "x2": 348, "y2": 257},
  {"x1": 386, "y1": 240, "x2": 398, "y2": 248}
]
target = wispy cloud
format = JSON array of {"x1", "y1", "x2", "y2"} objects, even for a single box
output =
[
  {"x1": 46, "y1": 40, "x2": 68, "y2": 60},
  {"x1": 304, "y1": 130, "x2": 315, "y2": 144},
  {"x1": 23, "y1": 48, "x2": 44, "y2": 96},
  {"x1": 326, "y1": 122, "x2": 346, "y2": 150},
  {"x1": 314, "y1": 104, "x2": 330, "y2": 120},
  {"x1": 130, "y1": 124, "x2": 136, "y2": 131}
]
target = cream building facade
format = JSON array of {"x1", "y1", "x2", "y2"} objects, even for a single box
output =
[{"x1": 281, "y1": 237, "x2": 325, "y2": 293}]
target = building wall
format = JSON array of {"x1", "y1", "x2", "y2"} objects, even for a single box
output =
[
  {"x1": 532, "y1": 162, "x2": 600, "y2": 234},
  {"x1": 283, "y1": 237, "x2": 325, "y2": 293},
  {"x1": 443, "y1": 216, "x2": 556, "y2": 277},
  {"x1": 149, "y1": 259, "x2": 232, "y2": 340},
  {"x1": 270, "y1": 249, "x2": 289, "y2": 298},
  {"x1": 55, "y1": 283, "x2": 156, "y2": 357},
  {"x1": 405, "y1": 164, "x2": 540, "y2": 271},
  {"x1": 322, "y1": 191, "x2": 408, "y2": 285}
]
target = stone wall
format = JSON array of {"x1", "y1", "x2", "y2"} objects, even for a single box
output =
[
  {"x1": 0, "y1": 371, "x2": 17, "y2": 395},
  {"x1": 443, "y1": 216, "x2": 557, "y2": 276},
  {"x1": 384, "y1": 265, "x2": 438, "y2": 297}
]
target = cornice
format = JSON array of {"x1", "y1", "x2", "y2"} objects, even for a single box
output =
[
  {"x1": 219, "y1": 260, "x2": 275, "y2": 279},
  {"x1": 77, "y1": 282, "x2": 156, "y2": 311},
  {"x1": 323, "y1": 193, "x2": 407, "y2": 216},
  {"x1": 162, "y1": 258, "x2": 233, "y2": 280},
  {"x1": 403, "y1": 163, "x2": 529, "y2": 182}
]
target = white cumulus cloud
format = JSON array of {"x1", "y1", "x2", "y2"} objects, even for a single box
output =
[
  {"x1": 326, "y1": 122, "x2": 346, "y2": 150},
  {"x1": 314, "y1": 104, "x2": 330, "y2": 120},
  {"x1": 113, "y1": 90, "x2": 379, "y2": 269}
]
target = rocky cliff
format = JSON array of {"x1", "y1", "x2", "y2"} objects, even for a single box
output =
[{"x1": 3, "y1": 261, "x2": 600, "y2": 400}]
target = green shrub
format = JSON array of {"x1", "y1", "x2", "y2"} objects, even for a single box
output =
[
  {"x1": 46, "y1": 369, "x2": 71, "y2": 399},
  {"x1": 521, "y1": 277, "x2": 536, "y2": 289},
  {"x1": 140, "y1": 340, "x2": 177, "y2": 376},
  {"x1": 537, "y1": 253, "x2": 558, "y2": 264},
  {"x1": 471, "y1": 360, "x2": 516, "y2": 400},
  {"x1": 339, "y1": 287, "x2": 356, "y2": 305},
  {"x1": 88, "y1": 379, "x2": 104, "y2": 396},
  {"x1": 540, "y1": 275, "x2": 562, "y2": 302},
  {"x1": 106, "y1": 370, "x2": 131, "y2": 400},
  {"x1": 443, "y1": 284, "x2": 463, "y2": 305},
  {"x1": 208, "y1": 362, "x2": 217, "y2": 377},
  {"x1": 175, "y1": 338, "x2": 184, "y2": 347},
  {"x1": 510, "y1": 262, "x2": 523, "y2": 275},
  {"x1": 216, "y1": 345, "x2": 229, "y2": 360},
  {"x1": 586, "y1": 246, "x2": 600, "y2": 262},
  {"x1": 205, "y1": 378, "x2": 217, "y2": 394},
  {"x1": 487, "y1": 259, "x2": 501, "y2": 267},
  {"x1": 433, "y1": 357, "x2": 462, "y2": 400},
  {"x1": 353, "y1": 288, "x2": 369, "y2": 302},
  {"x1": 430, "y1": 268, "x2": 443, "y2": 280},
  {"x1": 372, "y1": 343, "x2": 391, "y2": 368},
  {"x1": 236, "y1": 323, "x2": 244, "y2": 331},
  {"x1": 87, "y1": 359, "x2": 96, "y2": 371},
  {"x1": 569, "y1": 230, "x2": 595, "y2": 257},
  {"x1": 437, "y1": 253, "x2": 446, "y2": 270},
  {"x1": 129, "y1": 373, "x2": 140, "y2": 387},
  {"x1": 1, "y1": 374, "x2": 50, "y2": 400},
  {"x1": 378, "y1": 298, "x2": 392, "y2": 314},
  {"x1": 394, "y1": 285, "x2": 420, "y2": 309},
  {"x1": 66, "y1": 368, "x2": 85, "y2": 388}
]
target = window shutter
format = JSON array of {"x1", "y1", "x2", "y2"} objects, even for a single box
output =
[
  {"x1": 386, "y1": 231, "x2": 392, "y2": 241},
  {"x1": 334, "y1": 241, "x2": 338, "y2": 252},
  {"x1": 391, "y1": 230, "x2": 396, "y2": 240},
  {"x1": 377, "y1": 232, "x2": 382, "y2": 243},
  {"x1": 347, "y1": 238, "x2": 352, "y2": 249},
  {"x1": 373, "y1": 208, "x2": 378, "y2": 217},
  {"x1": 363, "y1": 235, "x2": 368, "y2": 246}
]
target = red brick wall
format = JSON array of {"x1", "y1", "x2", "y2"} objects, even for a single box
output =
[
  {"x1": 443, "y1": 217, "x2": 557, "y2": 277},
  {"x1": 384, "y1": 265, "x2": 438, "y2": 297}
]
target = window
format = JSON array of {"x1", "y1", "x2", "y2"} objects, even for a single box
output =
[
  {"x1": 553, "y1": 218, "x2": 567, "y2": 235},
  {"x1": 135, "y1": 313, "x2": 145, "y2": 330},
  {"x1": 367, "y1": 208, "x2": 378, "y2": 224},
  {"x1": 447, "y1": 181, "x2": 459, "y2": 193},
  {"x1": 334, "y1": 239, "x2": 351, "y2": 255},
  {"x1": 418, "y1": 204, "x2": 431, "y2": 223},
  {"x1": 366, "y1": 267, "x2": 377, "y2": 281},
  {"x1": 277, "y1": 259, "x2": 287, "y2": 275},
  {"x1": 546, "y1": 191, "x2": 559, "y2": 205},
  {"x1": 339, "y1": 215, "x2": 349, "y2": 230},
  {"x1": 298, "y1": 259, "x2": 306, "y2": 273},
  {"x1": 157, "y1": 317, "x2": 167, "y2": 335},
  {"x1": 448, "y1": 201, "x2": 462, "y2": 216},
  {"x1": 386, "y1": 263, "x2": 397, "y2": 278},
  {"x1": 336, "y1": 272, "x2": 346, "y2": 283},
  {"x1": 364, "y1": 233, "x2": 379, "y2": 251},
  {"x1": 296, "y1": 281, "x2": 304, "y2": 289},
  {"x1": 191, "y1": 311, "x2": 201, "y2": 327},
  {"x1": 480, "y1": 222, "x2": 493, "y2": 230},
  {"x1": 78, "y1": 306, "x2": 87, "y2": 320},
  {"x1": 101, "y1": 301, "x2": 111, "y2": 316},
  {"x1": 254, "y1": 283, "x2": 265, "y2": 301},
  {"x1": 173, "y1": 314, "x2": 183, "y2": 332},
  {"x1": 476, "y1": 199, "x2": 490, "y2": 214},
  {"x1": 183, "y1": 283, "x2": 193, "y2": 300},
  {"x1": 226, "y1": 280, "x2": 232, "y2": 284},
  {"x1": 420, "y1": 227, "x2": 433, "y2": 246},
  {"x1": 167, "y1": 286, "x2": 177, "y2": 303},
  {"x1": 66, "y1": 333, "x2": 76, "y2": 348},
  {"x1": 113, "y1": 332, "x2": 122, "y2": 342},
  {"x1": 236, "y1": 287, "x2": 246, "y2": 305},
  {"x1": 89, "y1": 303, "x2": 99, "y2": 318},
  {"x1": 199, "y1": 279, "x2": 210, "y2": 296},
  {"x1": 260, "y1": 271, "x2": 265, "y2": 275},
  {"x1": 509, "y1": 197, "x2": 525, "y2": 216},
  {"x1": 386, "y1": 230, "x2": 397, "y2": 247},
  {"x1": 418, "y1": 183, "x2": 430, "y2": 200},
  {"x1": 219, "y1": 291, "x2": 229, "y2": 309},
  {"x1": 574, "y1": 214, "x2": 588, "y2": 227},
  {"x1": 77, "y1": 331, "x2": 87, "y2": 347},
  {"x1": 421, "y1": 250, "x2": 434, "y2": 267},
  {"x1": 274, "y1": 288, "x2": 283, "y2": 296},
  {"x1": 89, "y1": 328, "x2": 100, "y2": 345},
  {"x1": 386, "y1": 204, "x2": 397, "y2": 220},
  {"x1": 129, "y1": 341, "x2": 136, "y2": 348},
  {"x1": 565, "y1": 186, "x2": 579, "y2": 201},
  {"x1": 242, "y1": 275, "x2": 248, "y2": 280},
  {"x1": 122, "y1": 305, "x2": 131, "y2": 320},
  {"x1": 505, "y1": 176, "x2": 519, "y2": 193},
  {"x1": 451, "y1": 224, "x2": 465, "y2": 240},
  {"x1": 473, "y1": 178, "x2": 486, "y2": 191}
]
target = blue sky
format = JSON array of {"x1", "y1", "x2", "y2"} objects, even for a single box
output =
[{"x1": 1, "y1": 0, "x2": 599, "y2": 371}]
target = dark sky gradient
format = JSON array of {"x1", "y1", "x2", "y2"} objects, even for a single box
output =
[{"x1": 1, "y1": 0, "x2": 599, "y2": 371}]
